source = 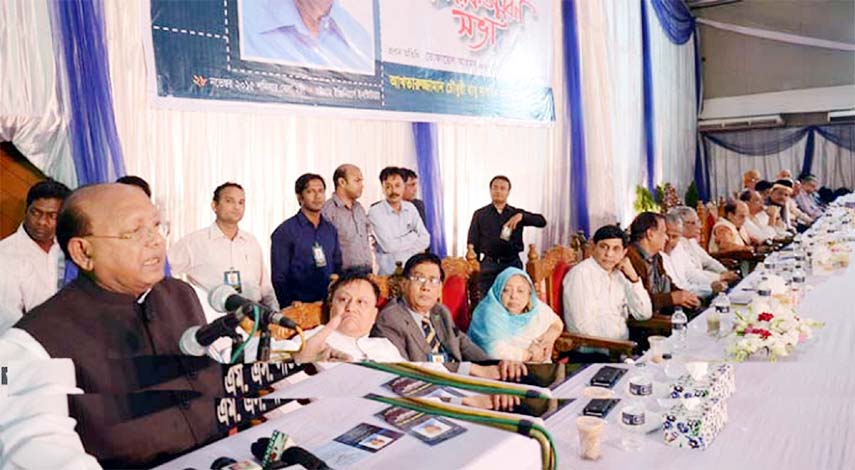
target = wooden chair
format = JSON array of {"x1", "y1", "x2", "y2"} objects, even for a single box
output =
[
  {"x1": 440, "y1": 244, "x2": 480, "y2": 332},
  {"x1": 526, "y1": 244, "x2": 636, "y2": 361},
  {"x1": 239, "y1": 301, "x2": 324, "y2": 340}
]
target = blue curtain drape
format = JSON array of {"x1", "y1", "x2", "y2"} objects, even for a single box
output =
[
  {"x1": 562, "y1": 0, "x2": 590, "y2": 235},
  {"x1": 703, "y1": 124, "x2": 855, "y2": 196},
  {"x1": 641, "y1": 0, "x2": 656, "y2": 191},
  {"x1": 650, "y1": 0, "x2": 695, "y2": 45},
  {"x1": 52, "y1": 0, "x2": 126, "y2": 185},
  {"x1": 52, "y1": 0, "x2": 127, "y2": 284},
  {"x1": 703, "y1": 127, "x2": 812, "y2": 156},
  {"x1": 816, "y1": 124, "x2": 855, "y2": 152},
  {"x1": 692, "y1": 25, "x2": 709, "y2": 201},
  {"x1": 412, "y1": 122, "x2": 447, "y2": 258}
]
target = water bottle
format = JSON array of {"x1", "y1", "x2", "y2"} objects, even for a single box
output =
[
  {"x1": 791, "y1": 266, "x2": 806, "y2": 301},
  {"x1": 671, "y1": 307, "x2": 688, "y2": 350},
  {"x1": 711, "y1": 292, "x2": 731, "y2": 335}
]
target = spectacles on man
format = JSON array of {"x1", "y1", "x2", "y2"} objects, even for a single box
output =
[
  {"x1": 84, "y1": 224, "x2": 169, "y2": 244},
  {"x1": 408, "y1": 275, "x2": 442, "y2": 286}
]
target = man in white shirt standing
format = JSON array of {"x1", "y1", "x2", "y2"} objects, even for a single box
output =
[
  {"x1": 169, "y1": 182, "x2": 278, "y2": 318},
  {"x1": 563, "y1": 225, "x2": 652, "y2": 343},
  {"x1": 368, "y1": 167, "x2": 430, "y2": 275},
  {"x1": 0, "y1": 179, "x2": 70, "y2": 331}
]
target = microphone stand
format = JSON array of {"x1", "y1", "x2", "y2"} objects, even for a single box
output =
[
  {"x1": 257, "y1": 313, "x2": 273, "y2": 362},
  {"x1": 229, "y1": 332, "x2": 246, "y2": 364}
]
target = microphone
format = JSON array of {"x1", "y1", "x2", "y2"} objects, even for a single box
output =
[
  {"x1": 250, "y1": 437, "x2": 330, "y2": 470},
  {"x1": 179, "y1": 285, "x2": 298, "y2": 357},
  {"x1": 178, "y1": 313, "x2": 244, "y2": 356},
  {"x1": 209, "y1": 285, "x2": 298, "y2": 329}
]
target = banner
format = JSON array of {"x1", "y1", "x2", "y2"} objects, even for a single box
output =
[{"x1": 148, "y1": 0, "x2": 555, "y2": 122}]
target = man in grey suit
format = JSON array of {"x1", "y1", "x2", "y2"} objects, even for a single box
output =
[{"x1": 372, "y1": 252, "x2": 527, "y2": 380}]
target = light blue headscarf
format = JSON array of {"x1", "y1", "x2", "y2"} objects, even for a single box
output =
[{"x1": 468, "y1": 267, "x2": 540, "y2": 357}]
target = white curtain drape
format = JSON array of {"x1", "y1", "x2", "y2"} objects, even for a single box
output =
[
  {"x1": 0, "y1": 0, "x2": 75, "y2": 186},
  {"x1": 438, "y1": 0, "x2": 569, "y2": 257},
  {"x1": 576, "y1": 0, "x2": 644, "y2": 229},
  {"x1": 811, "y1": 134, "x2": 855, "y2": 190},
  {"x1": 706, "y1": 136, "x2": 807, "y2": 199},
  {"x1": 647, "y1": 0, "x2": 697, "y2": 197}
]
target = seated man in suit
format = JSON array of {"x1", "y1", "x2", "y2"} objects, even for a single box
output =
[
  {"x1": 372, "y1": 252, "x2": 526, "y2": 380},
  {"x1": 626, "y1": 212, "x2": 700, "y2": 315}
]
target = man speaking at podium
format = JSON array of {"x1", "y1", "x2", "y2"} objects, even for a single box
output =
[{"x1": 0, "y1": 184, "x2": 337, "y2": 469}]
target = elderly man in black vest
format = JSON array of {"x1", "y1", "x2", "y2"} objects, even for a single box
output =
[{"x1": 0, "y1": 184, "x2": 340, "y2": 469}]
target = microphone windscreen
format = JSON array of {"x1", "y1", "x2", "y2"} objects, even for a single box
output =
[
  {"x1": 209, "y1": 285, "x2": 238, "y2": 312},
  {"x1": 280, "y1": 446, "x2": 331, "y2": 470},
  {"x1": 250, "y1": 437, "x2": 270, "y2": 462}
]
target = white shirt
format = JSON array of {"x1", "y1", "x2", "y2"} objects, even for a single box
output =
[
  {"x1": 488, "y1": 303, "x2": 561, "y2": 362},
  {"x1": 0, "y1": 224, "x2": 63, "y2": 332},
  {"x1": 683, "y1": 237, "x2": 727, "y2": 274},
  {"x1": 744, "y1": 213, "x2": 777, "y2": 243},
  {"x1": 169, "y1": 223, "x2": 278, "y2": 310},
  {"x1": 562, "y1": 258, "x2": 652, "y2": 340},
  {"x1": 662, "y1": 250, "x2": 713, "y2": 298},
  {"x1": 669, "y1": 239, "x2": 719, "y2": 293},
  {"x1": 755, "y1": 211, "x2": 789, "y2": 237},
  {"x1": 245, "y1": 325, "x2": 405, "y2": 362},
  {"x1": 0, "y1": 328, "x2": 101, "y2": 469},
  {"x1": 368, "y1": 200, "x2": 430, "y2": 275}
]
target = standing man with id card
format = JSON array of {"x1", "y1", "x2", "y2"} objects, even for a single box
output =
[
  {"x1": 271, "y1": 173, "x2": 342, "y2": 307},
  {"x1": 170, "y1": 182, "x2": 279, "y2": 315}
]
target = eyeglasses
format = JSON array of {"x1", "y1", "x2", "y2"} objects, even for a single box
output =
[
  {"x1": 84, "y1": 224, "x2": 169, "y2": 244},
  {"x1": 408, "y1": 275, "x2": 442, "y2": 286}
]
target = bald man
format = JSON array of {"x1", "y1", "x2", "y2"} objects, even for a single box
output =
[
  {"x1": 742, "y1": 169, "x2": 761, "y2": 190},
  {"x1": 710, "y1": 200, "x2": 754, "y2": 254},
  {"x1": 0, "y1": 184, "x2": 340, "y2": 468},
  {"x1": 322, "y1": 164, "x2": 373, "y2": 273}
]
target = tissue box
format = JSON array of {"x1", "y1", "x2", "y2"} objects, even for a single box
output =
[
  {"x1": 670, "y1": 363, "x2": 735, "y2": 401},
  {"x1": 663, "y1": 397, "x2": 728, "y2": 449}
]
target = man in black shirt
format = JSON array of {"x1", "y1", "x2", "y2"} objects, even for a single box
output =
[{"x1": 467, "y1": 175, "x2": 547, "y2": 296}]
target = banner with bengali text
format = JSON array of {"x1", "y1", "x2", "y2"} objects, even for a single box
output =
[{"x1": 148, "y1": 0, "x2": 554, "y2": 122}]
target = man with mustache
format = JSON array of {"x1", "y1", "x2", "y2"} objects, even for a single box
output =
[
  {"x1": 368, "y1": 167, "x2": 430, "y2": 276},
  {"x1": 0, "y1": 179, "x2": 71, "y2": 331},
  {"x1": 170, "y1": 182, "x2": 279, "y2": 317},
  {"x1": 271, "y1": 173, "x2": 342, "y2": 307},
  {"x1": 0, "y1": 184, "x2": 339, "y2": 468}
]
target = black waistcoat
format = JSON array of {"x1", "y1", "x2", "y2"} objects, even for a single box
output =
[{"x1": 17, "y1": 275, "x2": 226, "y2": 468}]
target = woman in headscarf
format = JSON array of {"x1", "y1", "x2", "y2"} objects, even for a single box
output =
[{"x1": 468, "y1": 267, "x2": 563, "y2": 362}]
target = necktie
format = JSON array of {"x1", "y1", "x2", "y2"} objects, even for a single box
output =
[{"x1": 421, "y1": 317, "x2": 442, "y2": 354}]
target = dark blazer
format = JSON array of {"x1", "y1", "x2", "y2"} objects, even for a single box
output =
[
  {"x1": 626, "y1": 244, "x2": 681, "y2": 314},
  {"x1": 371, "y1": 297, "x2": 490, "y2": 365}
]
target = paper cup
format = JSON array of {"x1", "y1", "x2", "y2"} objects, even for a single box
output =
[{"x1": 576, "y1": 416, "x2": 606, "y2": 460}]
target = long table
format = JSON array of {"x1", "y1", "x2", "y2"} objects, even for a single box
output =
[{"x1": 161, "y1": 207, "x2": 855, "y2": 470}]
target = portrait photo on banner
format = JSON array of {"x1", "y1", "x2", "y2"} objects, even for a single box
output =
[{"x1": 238, "y1": 0, "x2": 377, "y2": 75}]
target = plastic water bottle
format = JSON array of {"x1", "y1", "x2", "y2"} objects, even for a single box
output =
[
  {"x1": 711, "y1": 292, "x2": 731, "y2": 336},
  {"x1": 671, "y1": 307, "x2": 688, "y2": 350},
  {"x1": 791, "y1": 266, "x2": 806, "y2": 301}
]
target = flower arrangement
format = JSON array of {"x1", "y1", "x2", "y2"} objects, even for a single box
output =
[{"x1": 726, "y1": 307, "x2": 824, "y2": 362}]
